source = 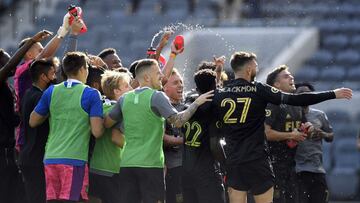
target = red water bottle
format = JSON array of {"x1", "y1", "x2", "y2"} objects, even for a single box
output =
[
  {"x1": 68, "y1": 5, "x2": 88, "y2": 33},
  {"x1": 173, "y1": 35, "x2": 184, "y2": 53},
  {"x1": 286, "y1": 140, "x2": 298, "y2": 148}
]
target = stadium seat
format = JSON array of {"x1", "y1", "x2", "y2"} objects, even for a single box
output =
[
  {"x1": 327, "y1": 167, "x2": 359, "y2": 200},
  {"x1": 335, "y1": 49, "x2": 360, "y2": 66},
  {"x1": 325, "y1": 109, "x2": 351, "y2": 124},
  {"x1": 333, "y1": 137, "x2": 360, "y2": 169},
  {"x1": 294, "y1": 65, "x2": 319, "y2": 81},
  {"x1": 346, "y1": 66, "x2": 360, "y2": 81},
  {"x1": 322, "y1": 142, "x2": 333, "y2": 172},
  {"x1": 333, "y1": 123, "x2": 358, "y2": 138},
  {"x1": 350, "y1": 35, "x2": 360, "y2": 48},
  {"x1": 322, "y1": 34, "x2": 349, "y2": 51},
  {"x1": 306, "y1": 50, "x2": 334, "y2": 67},
  {"x1": 319, "y1": 66, "x2": 346, "y2": 81}
]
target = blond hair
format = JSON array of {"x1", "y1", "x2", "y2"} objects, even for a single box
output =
[{"x1": 101, "y1": 70, "x2": 131, "y2": 99}]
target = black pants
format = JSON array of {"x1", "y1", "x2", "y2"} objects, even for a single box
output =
[
  {"x1": 297, "y1": 171, "x2": 329, "y2": 203},
  {"x1": 166, "y1": 166, "x2": 183, "y2": 203},
  {"x1": 89, "y1": 172, "x2": 121, "y2": 203},
  {"x1": 119, "y1": 167, "x2": 164, "y2": 203},
  {"x1": 0, "y1": 148, "x2": 27, "y2": 203},
  {"x1": 273, "y1": 166, "x2": 299, "y2": 203},
  {"x1": 21, "y1": 165, "x2": 46, "y2": 203}
]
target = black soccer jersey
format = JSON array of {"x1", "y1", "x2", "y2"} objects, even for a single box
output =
[
  {"x1": 210, "y1": 78, "x2": 336, "y2": 166},
  {"x1": 265, "y1": 104, "x2": 305, "y2": 167},
  {"x1": 182, "y1": 99, "x2": 215, "y2": 176}
]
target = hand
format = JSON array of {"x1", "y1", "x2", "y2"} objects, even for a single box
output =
[
  {"x1": 309, "y1": 128, "x2": 324, "y2": 141},
  {"x1": 334, "y1": 88, "x2": 352, "y2": 99},
  {"x1": 70, "y1": 18, "x2": 84, "y2": 35},
  {"x1": 290, "y1": 128, "x2": 307, "y2": 142},
  {"x1": 158, "y1": 30, "x2": 173, "y2": 48},
  {"x1": 170, "y1": 42, "x2": 184, "y2": 55},
  {"x1": 88, "y1": 55, "x2": 107, "y2": 69},
  {"x1": 194, "y1": 90, "x2": 214, "y2": 106},
  {"x1": 300, "y1": 122, "x2": 314, "y2": 135},
  {"x1": 31, "y1": 30, "x2": 53, "y2": 42},
  {"x1": 62, "y1": 12, "x2": 71, "y2": 31},
  {"x1": 213, "y1": 55, "x2": 226, "y2": 73}
]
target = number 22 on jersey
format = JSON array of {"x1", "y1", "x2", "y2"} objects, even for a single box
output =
[{"x1": 221, "y1": 97, "x2": 252, "y2": 124}]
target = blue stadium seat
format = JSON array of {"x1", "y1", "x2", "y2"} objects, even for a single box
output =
[
  {"x1": 319, "y1": 65, "x2": 346, "y2": 81},
  {"x1": 333, "y1": 123, "x2": 358, "y2": 138},
  {"x1": 350, "y1": 35, "x2": 360, "y2": 48},
  {"x1": 322, "y1": 34, "x2": 349, "y2": 51},
  {"x1": 333, "y1": 137, "x2": 360, "y2": 169},
  {"x1": 294, "y1": 65, "x2": 319, "y2": 81},
  {"x1": 346, "y1": 66, "x2": 360, "y2": 81},
  {"x1": 327, "y1": 167, "x2": 359, "y2": 200},
  {"x1": 335, "y1": 49, "x2": 360, "y2": 66},
  {"x1": 306, "y1": 50, "x2": 334, "y2": 67},
  {"x1": 322, "y1": 142, "x2": 333, "y2": 172},
  {"x1": 325, "y1": 109, "x2": 351, "y2": 124}
]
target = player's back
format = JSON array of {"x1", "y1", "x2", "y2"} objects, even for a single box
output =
[{"x1": 212, "y1": 78, "x2": 272, "y2": 165}]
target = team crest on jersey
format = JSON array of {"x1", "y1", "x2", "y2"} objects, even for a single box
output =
[
  {"x1": 265, "y1": 109, "x2": 271, "y2": 117},
  {"x1": 271, "y1": 87, "x2": 279, "y2": 93}
]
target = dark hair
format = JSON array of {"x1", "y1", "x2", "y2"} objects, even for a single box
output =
[
  {"x1": 62, "y1": 52, "x2": 88, "y2": 76},
  {"x1": 135, "y1": 59, "x2": 158, "y2": 78},
  {"x1": 295, "y1": 82, "x2": 315, "y2": 92},
  {"x1": 194, "y1": 69, "x2": 216, "y2": 94},
  {"x1": 230, "y1": 52, "x2": 257, "y2": 72},
  {"x1": 98, "y1": 48, "x2": 116, "y2": 59},
  {"x1": 29, "y1": 58, "x2": 56, "y2": 82},
  {"x1": 86, "y1": 67, "x2": 104, "y2": 87},
  {"x1": 266, "y1": 65, "x2": 288, "y2": 86},
  {"x1": 197, "y1": 61, "x2": 216, "y2": 71},
  {"x1": 18, "y1": 37, "x2": 32, "y2": 48},
  {"x1": 129, "y1": 60, "x2": 139, "y2": 78}
]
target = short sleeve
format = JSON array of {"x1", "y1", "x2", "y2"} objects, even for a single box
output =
[
  {"x1": 34, "y1": 85, "x2": 54, "y2": 116},
  {"x1": 151, "y1": 91, "x2": 178, "y2": 119},
  {"x1": 264, "y1": 103, "x2": 280, "y2": 126},
  {"x1": 320, "y1": 112, "x2": 333, "y2": 133},
  {"x1": 86, "y1": 88, "x2": 103, "y2": 118}
]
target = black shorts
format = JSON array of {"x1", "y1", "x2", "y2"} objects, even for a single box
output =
[
  {"x1": 89, "y1": 172, "x2": 121, "y2": 203},
  {"x1": 226, "y1": 157, "x2": 274, "y2": 195},
  {"x1": 182, "y1": 170, "x2": 225, "y2": 203},
  {"x1": 297, "y1": 171, "x2": 329, "y2": 203},
  {"x1": 119, "y1": 167, "x2": 164, "y2": 203}
]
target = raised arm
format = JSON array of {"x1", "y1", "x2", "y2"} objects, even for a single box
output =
[
  {"x1": 162, "y1": 42, "x2": 184, "y2": 84},
  {"x1": 0, "y1": 30, "x2": 51, "y2": 82},
  {"x1": 167, "y1": 90, "x2": 213, "y2": 128},
  {"x1": 36, "y1": 13, "x2": 71, "y2": 60}
]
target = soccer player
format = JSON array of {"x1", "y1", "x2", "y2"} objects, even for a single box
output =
[
  {"x1": 15, "y1": 15, "x2": 84, "y2": 150},
  {"x1": 89, "y1": 70, "x2": 132, "y2": 203},
  {"x1": 210, "y1": 51, "x2": 352, "y2": 203},
  {"x1": 29, "y1": 52, "x2": 104, "y2": 203},
  {"x1": 104, "y1": 58, "x2": 213, "y2": 203},
  {"x1": 264, "y1": 65, "x2": 307, "y2": 203},
  {"x1": 182, "y1": 68, "x2": 225, "y2": 203},
  {"x1": 163, "y1": 69, "x2": 186, "y2": 203},
  {"x1": 98, "y1": 48, "x2": 123, "y2": 70},
  {"x1": 295, "y1": 82, "x2": 333, "y2": 203},
  {"x1": 19, "y1": 58, "x2": 57, "y2": 203},
  {"x1": 0, "y1": 30, "x2": 51, "y2": 203}
]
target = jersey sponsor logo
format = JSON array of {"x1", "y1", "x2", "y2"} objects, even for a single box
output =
[
  {"x1": 265, "y1": 109, "x2": 271, "y2": 117},
  {"x1": 271, "y1": 87, "x2": 279, "y2": 93},
  {"x1": 285, "y1": 121, "x2": 301, "y2": 132}
]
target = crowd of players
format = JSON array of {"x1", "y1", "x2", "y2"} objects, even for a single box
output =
[{"x1": 0, "y1": 8, "x2": 353, "y2": 203}]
